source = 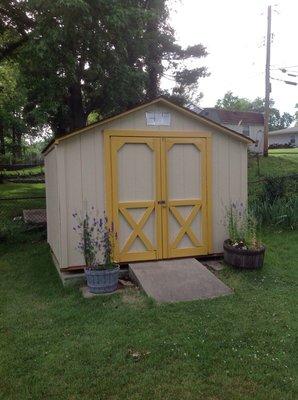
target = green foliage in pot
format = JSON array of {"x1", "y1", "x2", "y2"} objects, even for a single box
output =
[
  {"x1": 73, "y1": 207, "x2": 117, "y2": 270},
  {"x1": 226, "y1": 202, "x2": 262, "y2": 250}
]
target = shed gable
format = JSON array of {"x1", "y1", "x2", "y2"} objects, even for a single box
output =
[
  {"x1": 42, "y1": 97, "x2": 254, "y2": 155},
  {"x1": 102, "y1": 102, "x2": 211, "y2": 133}
]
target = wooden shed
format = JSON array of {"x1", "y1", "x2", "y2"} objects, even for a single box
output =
[{"x1": 43, "y1": 97, "x2": 253, "y2": 271}]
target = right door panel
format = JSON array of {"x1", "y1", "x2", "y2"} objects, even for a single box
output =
[{"x1": 162, "y1": 138, "x2": 208, "y2": 258}]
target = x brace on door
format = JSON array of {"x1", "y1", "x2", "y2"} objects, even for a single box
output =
[
  {"x1": 169, "y1": 200, "x2": 202, "y2": 249},
  {"x1": 119, "y1": 201, "x2": 155, "y2": 255}
]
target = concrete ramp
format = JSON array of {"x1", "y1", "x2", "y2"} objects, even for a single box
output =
[{"x1": 129, "y1": 258, "x2": 232, "y2": 303}]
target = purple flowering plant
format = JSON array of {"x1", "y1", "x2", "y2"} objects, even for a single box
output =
[
  {"x1": 226, "y1": 201, "x2": 260, "y2": 250},
  {"x1": 73, "y1": 207, "x2": 117, "y2": 269}
]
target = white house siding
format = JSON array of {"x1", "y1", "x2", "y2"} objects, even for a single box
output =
[
  {"x1": 45, "y1": 102, "x2": 249, "y2": 268},
  {"x1": 224, "y1": 123, "x2": 264, "y2": 154},
  {"x1": 44, "y1": 147, "x2": 61, "y2": 265},
  {"x1": 269, "y1": 132, "x2": 298, "y2": 147}
]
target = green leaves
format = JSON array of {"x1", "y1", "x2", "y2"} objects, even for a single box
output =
[{"x1": 1, "y1": 0, "x2": 208, "y2": 137}]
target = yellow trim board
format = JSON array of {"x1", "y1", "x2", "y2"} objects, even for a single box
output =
[{"x1": 104, "y1": 130, "x2": 212, "y2": 138}]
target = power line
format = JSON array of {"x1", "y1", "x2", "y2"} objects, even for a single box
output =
[
  {"x1": 271, "y1": 76, "x2": 298, "y2": 85},
  {"x1": 271, "y1": 67, "x2": 298, "y2": 73},
  {"x1": 275, "y1": 68, "x2": 298, "y2": 77},
  {"x1": 271, "y1": 64, "x2": 298, "y2": 69}
]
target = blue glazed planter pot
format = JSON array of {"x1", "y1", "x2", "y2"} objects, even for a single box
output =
[{"x1": 84, "y1": 265, "x2": 120, "y2": 294}]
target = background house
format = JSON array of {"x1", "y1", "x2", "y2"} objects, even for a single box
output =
[
  {"x1": 200, "y1": 108, "x2": 264, "y2": 154},
  {"x1": 269, "y1": 126, "x2": 298, "y2": 148}
]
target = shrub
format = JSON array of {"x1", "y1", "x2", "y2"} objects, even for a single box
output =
[
  {"x1": 0, "y1": 220, "x2": 45, "y2": 243},
  {"x1": 250, "y1": 196, "x2": 298, "y2": 230},
  {"x1": 262, "y1": 176, "x2": 287, "y2": 202},
  {"x1": 250, "y1": 174, "x2": 298, "y2": 230}
]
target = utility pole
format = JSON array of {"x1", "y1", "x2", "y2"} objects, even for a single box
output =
[{"x1": 263, "y1": 5, "x2": 272, "y2": 157}]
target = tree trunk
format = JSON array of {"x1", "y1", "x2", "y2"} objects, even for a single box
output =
[
  {"x1": 11, "y1": 125, "x2": 17, "y2": 164},
  {"x1": 68, "y1": 83, "x2": 87, "y2": 131},
  {"x1": 0, "y1": 123, "x2": 5, "y2": 156},
  {"x1": 51, "y1": 104, "x2": 69, "y2": 138},
  {"x1": 0, "y1": 123, "x2": 4, "y2": 181},
  {"x1": 15, "y1": 130, "x2": 22, "y2": 160},
  {"x1": 145, "y1": 0, "x2": 162, "y2": 99},
  {"x1": 11, "y1": 125, "x2": 22, "y2": 163}
]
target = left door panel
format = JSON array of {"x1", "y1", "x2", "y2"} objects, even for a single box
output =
[{"x1": 110, "y1": 137, "x2": 162, "y2": 262}]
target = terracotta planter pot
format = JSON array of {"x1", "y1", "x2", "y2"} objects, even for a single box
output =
[
  {"x1": 84, "y1": 265, "x2": 120, "y2": 293},
  {"x1": 223, "y1": 240, "x2": 265, "y2": 269}
]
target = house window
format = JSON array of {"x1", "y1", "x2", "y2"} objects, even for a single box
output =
[
  {"x1": 290, "y1": 135, "x2": 295, "y2": 144},
  {"x1": 242, "y1": 125, "x2": 250, "y2": 137}
]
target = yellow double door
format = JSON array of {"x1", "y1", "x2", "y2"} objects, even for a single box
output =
[{"x1": 109, "y1": 134, "x2": 210, "y2": 263}]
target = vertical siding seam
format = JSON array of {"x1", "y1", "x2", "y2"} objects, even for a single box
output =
[
  {"x1": 64, "y1": 146, "x2": 69, "y2": 267},
  {"x1": 91, "y1": 130, "x2": 97, "y2": 210},
  {"x1": 93, "y1": 129, "x2": 102, "y2": 214},
  {"x1": 55, "y1": 148, "x2": 62, "y2": 261},
  {"x1": 93, "y1": 131, "x2": 97, "y2": 211},
  {"x1": 79, "y1": 135, "x2": 83, "y2": 207},
  {"x1": 228, "y1": 139, "x2": 231, "y2": 202}
]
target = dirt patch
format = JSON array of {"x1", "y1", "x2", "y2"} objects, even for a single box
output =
[{"x1": 121, "y1": 288, "x2": 144, "y2": 306}]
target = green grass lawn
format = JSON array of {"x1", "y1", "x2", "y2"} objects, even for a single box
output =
[
  {"x1": 0, "y1": 182, "x2": 45, "y2": 198},
  {"x1": 269, "y1": 148, "x2": 298, "y2": 154},
  {"x1": 1, "y1": 165, "x2": 44, "y2": 176},
  {"x1": 248, "y1": 148, "x2": 298, "y2": 201},
  {"x1": 249, "y1": 148, "x2": 298, "y2": 181},
  {"x1": 0, "y1": 183, "x2": 46, "y2": 231},
  {"x1": 0, "y1": 230, "x2": 297, "y2": 399},
  {"x1": 0, "y1": 152, "x2": 297, "y2": 399}
]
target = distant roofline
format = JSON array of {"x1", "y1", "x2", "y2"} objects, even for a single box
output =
[
  {"x1": 203, "y1": 107, "x2": 263, "y2": 115},
  {"x1": 269, "y1": 126, "x2": 298, "y2": 135},
  {"x1": 201, "y1": 107, "x2": 264, "y2": 125}
]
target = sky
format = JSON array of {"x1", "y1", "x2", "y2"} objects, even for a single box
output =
[{"x1": 164, "y1": 0, "x2": 298, "y2": 114}]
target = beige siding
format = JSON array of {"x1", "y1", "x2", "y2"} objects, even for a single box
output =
[
  {"x1": 44, "y1": 147, "x2": 61, "y2": 263},
  {"x1": 46, "y1": 101, "x2": 249, "y2": 268},
  {"x1": 57, "y1": 127, "x2": 106, "y2": 267}
]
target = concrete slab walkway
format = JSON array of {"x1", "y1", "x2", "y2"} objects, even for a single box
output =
[{"x1": 129, "y1": 258, "x2": 232, "y2": 303}]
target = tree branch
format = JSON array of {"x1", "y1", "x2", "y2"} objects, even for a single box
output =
[{"x1": 0, "y1": 36, "x2": 29, "y2": 61}]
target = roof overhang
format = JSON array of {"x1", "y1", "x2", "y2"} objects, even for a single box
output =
[{"x1": 42, "y1": 97, "x2": 254, "y2": 155}]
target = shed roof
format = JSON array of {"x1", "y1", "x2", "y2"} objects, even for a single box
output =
[
  {"x1": 42, "y1": 97, "x2": 254, "y2": 154},
  {"x1": 200, "y1": 108, "x2": 264, "y2": 125}
]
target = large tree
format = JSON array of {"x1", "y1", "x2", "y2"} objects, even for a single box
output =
[
  {"x1": 0, "y1": 0, "x2": 208, "y2": 137},
  {"x1": 0, "y1": 61, "x2": 27, "y2": 161},
  {"x1": 215, "y1": 91, "x2": 294, "y2": 131}
]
